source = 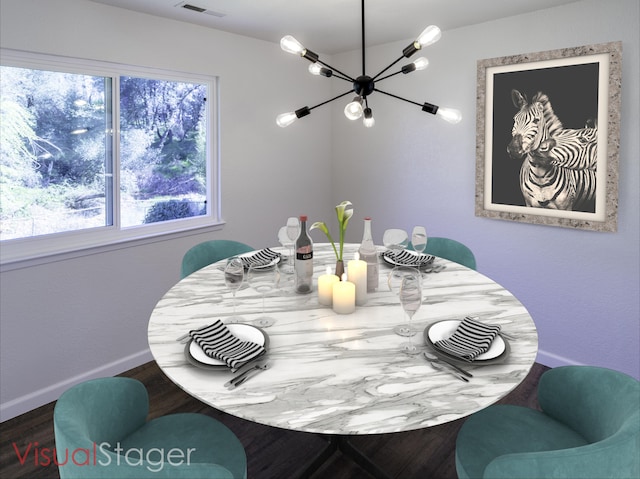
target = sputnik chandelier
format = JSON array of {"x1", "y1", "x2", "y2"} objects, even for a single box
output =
[{"x1": 276, "y1": 0, "x2": 462, "y2": 128}]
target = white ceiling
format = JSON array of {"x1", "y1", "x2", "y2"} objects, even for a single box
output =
[{"x1": 89, "y1": 0, "x2": 581, "y2": 54}]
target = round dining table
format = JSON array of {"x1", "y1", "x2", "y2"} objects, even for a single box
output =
[{"x1": 148, "y1": 243, "x2": 538, "y2": 478}]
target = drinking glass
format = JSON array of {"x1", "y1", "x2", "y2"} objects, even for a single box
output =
[
  {"x1": 398, "y1": 274, "x2": 423, "y2": 355},
  {"x1": 411, "y1": 226, "x2": 427, "y2": 254},
  {"x1": 383, "y1": 228, "x2": 409, "y2": 251},
  {"x1": 277, "y1": 226, "x2": 295, "y2": 275},
  {"x1": 224, "y1": 257, "x2": 245, "y2": 323},
  {"x1": 248, "y1": 262, "x2": 279, "y2": 327},
  {"x1": 286, "y1": 216, "x2": 300, "y2": 256},
  {"x1": 388, "y1": 266, "x2": 421, "y2": 337}
]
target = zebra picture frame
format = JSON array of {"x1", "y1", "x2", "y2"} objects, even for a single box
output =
[{"x1": 475, "y1": 41, "x2": 622, "y2": 232}]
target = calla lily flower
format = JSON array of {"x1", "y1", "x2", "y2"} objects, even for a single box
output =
[{"x1": 310, "y1": 201, "x2": 354, "y2": 262}]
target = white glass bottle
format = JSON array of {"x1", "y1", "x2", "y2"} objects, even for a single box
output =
[
  {"x1": 358, "y1": 217, "x2": 379, "y2": 292},
  {"x1": 294, "y1": 215, "x2": 313, "y2": 294}
]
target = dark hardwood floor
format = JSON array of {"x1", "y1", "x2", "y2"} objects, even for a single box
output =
[{"x1": 1, "y1": 361, "x2": 548, "y2": 479}]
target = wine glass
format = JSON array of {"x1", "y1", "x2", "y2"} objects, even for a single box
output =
[
  {"x1": 277, "y1": 226, "x2": 295, "y2": 275},
  {"x1": 224, "y1": 257, "x2": 245, "y2": 323},
  {"x1": 248, "y1": 262, "x2": 279, "y2": 327},
  {"x1": 383, "y1": 228, "x2": 409, "y2": 252},
  {"x1": 398, "y1": 274, "x2": 423, "y2": 355},
  {"x1": 411, "y1": 226, "x2": 427, "y2": 255},
  {"x1": 285, "y1": 217, "x2": 299, "y2": 269},
  {"x1": 388, "y1": 266, "x2": 421, "y2": 337}
]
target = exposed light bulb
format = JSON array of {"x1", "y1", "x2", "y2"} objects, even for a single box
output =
[
  {"x1": 280, "y1": 35, "x2": 305, "y2": 55},
  {"x1": 416, "y1": 26, "x2": 441, "y2": 48},
  {"x1": 436, "y1": 107, "x2": 462, "y2": 124},
  {"x1": 308, "y1": 63, "x2": 322, "y2": 75},
  {"x1": 344, "y1": 97, "x2": 364, "y2": 120},
  {"x1": 308, "y1": 63, "x2": 332, "y2": 77},
  {"x1": 413, "y1": 57, "x2": 429, "y2": 71},
  {"x1": 363, "y1": 108, "x2": 375, "y2": 128},
  {"x1": 276, "y1": 111, "x2": 297, "y2": 128}
]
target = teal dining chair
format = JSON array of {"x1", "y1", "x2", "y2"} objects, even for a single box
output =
[
  {"x1": 410, "y1": 236, "x2": 476, "y2": 270},
  {"x1": 53, "y1": 377, "x2": 247, "y2": 478},
  {"x1": 181, "y1": 240, "x2": 254, "y2": 279},
  {"x1": 455, "y1": 366, "x2": 640, "y2": 479}
]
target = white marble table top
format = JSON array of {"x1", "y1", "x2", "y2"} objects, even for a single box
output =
[{"x1": 148, "y1": 243, "x2": 538, "y2": 435}]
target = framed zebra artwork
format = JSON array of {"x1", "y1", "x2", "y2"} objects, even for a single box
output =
[{"x1": 475, "y1": 41, "x2": 622, "y2": 232}]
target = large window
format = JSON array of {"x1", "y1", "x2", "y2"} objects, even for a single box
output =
[{"x1": 0, "y1": 50, "x2": 219, "y2": 264}]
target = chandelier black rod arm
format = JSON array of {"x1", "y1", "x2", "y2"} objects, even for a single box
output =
[
  {"x1": 371, "y1": 55, "x2": 405, "y2": 81},
  {"x1": 316, "y1": 59, "x2": 356, "y2": 82},
  {"x1": 374, "y1": 70, "x2": 403, "y2": 83},
  {"x1": 373, "y1": 88, "x2": 423, "y2": 108},
  {"x1": 308, "y1": 90, "x2": 355, "y2": 111},
  {"x1": 332, "y1": 73, "x2": 355, "y2": 83}
]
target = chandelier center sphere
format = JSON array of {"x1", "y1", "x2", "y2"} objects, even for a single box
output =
[{"x1": 353, "y1": 75, "x2": 375, "y2": 97}]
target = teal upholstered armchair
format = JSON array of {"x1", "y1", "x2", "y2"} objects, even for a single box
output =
[
  {"x1": 181, "y1": 240, "x2": 254, "y2": 279},
  {"x1": 455, "y1": 366, "x2": 640, "y2": 479},
  {"x1": 54, "y1": 377, "x2": 247, "y2": 478},
  {"x1": 411, "y1": 236, "x2": 476, "y2": 270}
]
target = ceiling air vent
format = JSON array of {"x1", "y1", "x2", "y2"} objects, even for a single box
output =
[
  {"x1": 175, "y1": 2, "x2": 226, "y2": 18},
  {"x1": 182, "y1": 4, "x2": 206, "y2": 13}
]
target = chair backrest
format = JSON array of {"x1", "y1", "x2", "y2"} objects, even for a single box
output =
[
  {"x1": 421, "y1": 236, "x2": 477, "y2": 270},
  {"x1": 538, "y1": 366, "x2": 640, "y2": 444},
  {"x1": 53, "y1": 378, "x2": 149, "y2": 477},
  {"x1": 181, "y1": 240, "x2": 254, "y2": 279}
]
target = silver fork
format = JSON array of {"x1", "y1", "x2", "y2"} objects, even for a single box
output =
[
  {"x1": 424, "y1": 351, "x2": 473, "y2": 377},
  {"x1": 427, "y1": 359, "x2": 469, "y2": 382},
  {"x1": 225, "y1": 362, "x2": 270, "y2": 389},
  {"x1": 224, "y1": 360, "x2": 269, "y2": 388},
  {"x1": 226, "y1": 365, "x2": 269, "y2": 389}
]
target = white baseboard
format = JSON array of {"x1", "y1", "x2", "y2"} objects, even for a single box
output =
[
  {"x1": 0, "y1": 349, "x2": 153, "y2": 422},
  {"x1": 536, "y1": 349, "x2": 585, "y2": 369}
]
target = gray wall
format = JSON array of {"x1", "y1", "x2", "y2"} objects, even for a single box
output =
[
  {"x1": 331, "y1": 0, "x2": 639, "y2": 378},
  {"x1": 0, "y1": 0, "x2": 333, "y2": 420},
  {"x1": 1, "y1": 0, "x2": 638, "y2": 421}
]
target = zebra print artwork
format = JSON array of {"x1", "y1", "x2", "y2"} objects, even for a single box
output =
[{"x1": 507, "y1": 89, "x2": 597, "y2": 211}]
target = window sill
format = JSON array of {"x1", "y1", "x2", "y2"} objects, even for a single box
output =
[{"x1": 0, "y1": 221, "x2": 225, "y2": 272}]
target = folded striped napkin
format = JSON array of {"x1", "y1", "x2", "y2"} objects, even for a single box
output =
[
  {"x1": 189, "y1": 320, "x2": 265, "y2": 369},
  {"x1": 434, "y1": 317, "x2": 501, "y2": 361},
  {"x1": 239, "y1": 248, "x2": 281, "y2": 268},
  {"x1": 383, "y1": 249, "x2": 434, "y2": 267}
]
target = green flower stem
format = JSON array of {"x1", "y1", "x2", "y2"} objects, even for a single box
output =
[{"x1": 327, "y1": 232, "x2": 339, "y2": 259}]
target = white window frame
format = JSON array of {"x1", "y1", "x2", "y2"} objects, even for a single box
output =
[{"x1": 0, "y1": 49, "x2": 222, "y2": 268}]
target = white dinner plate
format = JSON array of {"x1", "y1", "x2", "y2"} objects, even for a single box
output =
[
  {"x1": 381, "y1": 249, "x2": 435, "y2": 268},
  {"x1": 424, "y1": 320, "x2": 508, "y2": 363},
  {"x1": 185, "y1": 323, "x2": 269, "y2": 370},
  {"x1": 237, "y1": 249, "x2": 281, "y2": 269}
]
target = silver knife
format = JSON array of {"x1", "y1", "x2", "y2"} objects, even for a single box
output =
[
  {"x1": 230, "y1": 354, "x2": 269, "y2": 374},
  {"x1": 427, "y1": 360, "x2": 469, "y2": 382},
  {"x1": 424, "y1": 351, "x2": 473, "y2": 377},
  {"x1": 226, "y1": 366, "x2": 268, "y2": 389},
  {"x1": 224, "y1": 359, "x2": 269, "y2": 387}
]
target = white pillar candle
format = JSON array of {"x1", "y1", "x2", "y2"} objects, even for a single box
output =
[
  {"x1": 318, "y1": 266, "x2": 339, "y2": 306},
  {"x1": 332, "y1": 274, "x2": 356, "y2": 314},
  {"x1": 347, "y1": 252, "x2": 368, "y2": 306}
]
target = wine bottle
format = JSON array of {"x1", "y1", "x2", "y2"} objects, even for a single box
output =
[
  {"x1": 358, "y1": 217, "x2": 379, "y2": 292},
  {"x1": 294, "y1": 215, "x2": 313, "y2": 294}
]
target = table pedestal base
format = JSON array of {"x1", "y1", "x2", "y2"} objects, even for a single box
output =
[{"x1": 299, "y1": 435, "x2": 391, "y2": 479}]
